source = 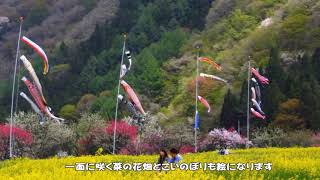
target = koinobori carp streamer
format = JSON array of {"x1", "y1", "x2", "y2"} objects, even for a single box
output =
[
  {"x1": 198, "y1": 95, "x2": 211, "y2": 113},
  {"x1": 20, "y1": 92, "x2": 43, "y2": 117},
  {"x1": 251, "y1": 68, "x2": 269, "y2": 85},
  {"x1": 20, "y1": 55, "x2": 47, "y2": 105},
  {"x1": 21, "y1": 77, "x2": 47, "y2": 114},
  {"x1": 251, "y1": 108, "x2": 266, "y2": 119},
  {"x1": 21, "y1": 36, "x2": 49, "y2": 75},
  {"x1": 200, "y1": 73, "x2": 228, "y2": 83},
  {"x1": 198, "y1": 57, "x2": 222, "y2": 71},
  {"x1": 120, "y1": 80, "x2": 146, "y2": 115}
]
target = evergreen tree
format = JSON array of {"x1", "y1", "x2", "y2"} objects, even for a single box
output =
[
  {"x1": 79, "y1": 56, "x2": 99, "y2": 93},
  {"x1": 300, "y1": 54, "x2": 315, "y2": 81},
  {"x1": 237, "y1": 80, "x2": 249, "y2": 128},
  {"x1": 262, "y1": 47, "x2": 287, "y2": 122},
  {"x1": 312, "y1": 48, "x2": 320, "y2": 82},
  {"x1": 54, "y1": 42, "x2": 69, "y2": 64},
  {"x1": 300, "y1": 80, "x2": 320, "y2": 130},
  {"x1": 132, "y1": 49, "x2": 163, "y2": 98},
  {"x1": 267, "y1": 47, "x2": 286, "y2": 91},
  {"x1": 220, "y1": 89, "x2": 238, "y2": 129},
  {"x1": 262, "y1": 81, "x2": 285, "y2": 122},
  {"x1": 285, "y1": 72, "x2": 302, "y2": 98},
  {"x1": 24, "y1": 0, "x2": 49, "y2": 28},
  {"x1": 284, "y1": 51, "x2": 320, "y2": 130},
  {"x1": 184, "y1": 0, "x2": 211, "y2": 29}
]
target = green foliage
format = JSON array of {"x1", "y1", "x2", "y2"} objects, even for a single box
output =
[
  {"x1": 0, "y1": 80, "x2": 9, "y2": 99},
  {"x1": 2, "y1": 0, "x2": 320, "y2": 137},
  {"x1": 76, "y1": 94, "x2": 97, "y2": 113},
  {"x1": 59, "y1": 104, "x2": 78, "y2": 124},
  {"x1": 99, "y1": 90, "x2": 112, "y2": 97},
  {"x1": 312, "y1": 48, "x2": 320, "y2": 82},
  {"x1": 74, "y1": 113, "x2": 106, "y2": 139},
  {"x1": 126, "y1": 29, "x2": 188, "y2": 102},
  {"x1": 133, "y1": 4, "x2": 160, "y2": 42},
  {"x1": 45, "y1": 63, "x2": 78, "y2": 109},
  {"x1": 180, "y1": 0, "x2": 211, "y2": 29},
  {"x1": 220, "y1": 89, "x2": 239, "y2": 129},
  {"x1": 280, "y1": 13, "x2": 310, "y2": 50},
  {"x1": 266, "y1": 47, "x2": 286, "y2": 88},
  {"x1": 149, "y1": 29, "x2": 188, "y2": 63},
  {"x1": 158, "y1": 72, "x2": 179, "y2": 106},
  {"x1": 79, "y1": 56, "x2": 99, "y2": 93},
  {"x1": 252, "y1": 128, "x2": 313, "y2": 147},
  {"x1": 282, "y1": 130, "x2": 313, "y2": 147},
  {"x1": 262, "y1": 81, "x2": 285, "y2": 121},
  {"x1": 130, "y1": 49, "x2": 163, "y2": 98},
  {"x1": 252, "y1": 128, "x2": 286, "y2": 147},
  {"x1": 246, "y1": 0, "x2": 285, "y2": 18},
  {"x1": 0, "y1": 80, "x2": 10, "y2": 122},
  {"x1": 24, "y1": 0, "x2": 49, "y2": 29},
  {"x1": 271, "y1": 99, "x2": 305, "y2": 130},
  {"x1": 238, "y1": 80, "x2": 249, "y2": 119},
  {"x1": 52, "y1": 42, "x2": 70, "y2": 64},
  {"x1": 95, "y1": 147, "x2": 103, "y2": 156},
  {"x1": 283, "y1": 51, "x2": 320, "y2": 130},
  {"x1": 205, "y1": 9, "x2": 258, "y2": 47},
  {"x1": 300, "y1": 81, "x2": 320, "y2": 130},
  {"x1": 91, "y1": 95, "x2": 116, "y2": 119},
  {"x1": 13, "y1": 0, "x2": 207, "y2": 121}
]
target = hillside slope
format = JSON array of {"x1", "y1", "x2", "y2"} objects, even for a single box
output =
[
  {"x1": 157, "y1": 0, "x2": 320, "y2": 131},
  {"x1": 0, "y1": 0, "x2": 119, "y2": 79},
  {"x1": 0, "y1": 0, "x2": 319, "y2": 134}
]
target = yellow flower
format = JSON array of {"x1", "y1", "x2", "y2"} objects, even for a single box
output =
[{"x1": 0, "y1": 147, "x2": 319, "y2": 179}]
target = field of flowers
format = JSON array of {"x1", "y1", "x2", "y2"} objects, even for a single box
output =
[{"x1": 0, "y1": 147, "x2": 319, "y2": 179}]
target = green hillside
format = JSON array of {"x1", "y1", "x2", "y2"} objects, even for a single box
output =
[{"x1": 0, "y1": 0, "x2": 319, "y2": 160}]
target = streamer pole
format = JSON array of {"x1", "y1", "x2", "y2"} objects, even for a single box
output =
[
  {"x1": 246, "y1": 57, "x2": 251, "y2": 148},
  {"x1": 9, "y1": 17, "x2": 23, "y2": 158},
  {"x1": 112, "y1": 34, "x2": 127, "y2": 154},
  {"x1": 194, "y1": 46, "x2": 200, "y2": 152}
]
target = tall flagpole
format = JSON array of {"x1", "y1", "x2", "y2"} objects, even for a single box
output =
[
  {"x1": 9, "y1": 17, "x2": 23, "y2": 158},
  {"x1": 194, "y1": 45, "x2": 200, "y2": 152},
  {"x1": 246, "y1": 57, "x2": 251, "y2": 148},
  {"x1": 112, "y1": 34, "x2": 127, "y2": 154}
]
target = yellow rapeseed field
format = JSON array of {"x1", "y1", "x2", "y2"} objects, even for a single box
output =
[{"x1": 0, "y1": 147, "x2": 319, "y2": 179}]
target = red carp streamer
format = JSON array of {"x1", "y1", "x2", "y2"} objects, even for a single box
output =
[
  {"x1": 251, "y1": 68, "x2": 269, "y2": 85},
  {"x1": 21, "y1": 36, "x2": 49, "y2": 75},
  {"x1": 120, "y1": 80, "x2": 146, "y2": 115},
  {"x1": 250, "y1": 108, "x2": 266, "y2": 119},
  {"x1": 198, "y1": 95, "x2": 211, "y2": 113}
]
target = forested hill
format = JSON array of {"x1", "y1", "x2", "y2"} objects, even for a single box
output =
[
  {"x1": 0, "y1": 0, "x2": 119, "y2": 79},
  {"x1": 1, "y1": 0, "x2": 320, "y2": 134}
]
